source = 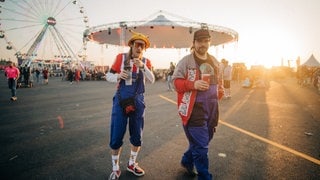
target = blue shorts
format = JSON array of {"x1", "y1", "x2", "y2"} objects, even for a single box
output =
[{"x1": 109, "y1": 94, "x2": 145, "y2": 149}]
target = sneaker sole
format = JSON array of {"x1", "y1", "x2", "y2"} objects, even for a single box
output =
[
  {"x1": 126, "y1": 167, "x2": 145, "y2": 177},
  {"x1": 108, "y1": 171, "x2": 121, "y2": 180}
]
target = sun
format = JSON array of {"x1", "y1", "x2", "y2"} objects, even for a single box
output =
[{"x1": 222, "y1": 26, "x2": 301, "y2": 69}]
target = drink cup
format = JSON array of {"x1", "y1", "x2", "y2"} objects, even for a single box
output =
[
  {"x1": 125, "y1": 70, "x2": 132, "y2": 85},
  {"x1": 201, "y1": 74, "x2": 210, "y2": 83}
]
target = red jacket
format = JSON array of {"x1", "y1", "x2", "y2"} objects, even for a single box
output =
[
  {"x1": 174, "y1": 70, "x2": 199, "y2": 126},
  {"x1": 172, "y1": 53, "x2": 223, "y2": 126}
]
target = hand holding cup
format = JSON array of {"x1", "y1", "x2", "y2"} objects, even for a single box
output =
[
  {"x1": 201, "y1": 74, "x2": 211, "y2": 84},
  {"x1": 133, "y1": 58, "x2": 143, "y2": 68}
]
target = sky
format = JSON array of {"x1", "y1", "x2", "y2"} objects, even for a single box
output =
[
  {"x1": 1, "y1": 0, "x2": 320, "y2": 69},
  {"x1": 82, "y1": 0, "x2": 320, "y2": 69}
]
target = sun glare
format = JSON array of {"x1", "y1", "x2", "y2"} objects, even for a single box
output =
[{"x1": 221, "y1": 25, "x2": 302, "y2": 69}]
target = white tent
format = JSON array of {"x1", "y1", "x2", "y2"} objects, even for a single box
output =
[
  {"x1": 301, "y1": 54, "x2": 320, "y2": 67},
  {"x1": 84, "y1": 10, "x2": 238, "y2": 49}
]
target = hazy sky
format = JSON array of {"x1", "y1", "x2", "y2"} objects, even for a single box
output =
[
  {"x1": 80, "y1": 0, "x2": 320, "y2": 68},
  {"x1": 1, "y1": 0, "x2": 319, "y2": 69}
]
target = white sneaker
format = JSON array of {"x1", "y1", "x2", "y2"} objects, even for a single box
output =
[{"x1": 108, "y1": 170, "x2": 121, "y2": 180}]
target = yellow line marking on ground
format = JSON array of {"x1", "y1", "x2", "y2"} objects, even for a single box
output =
[
  {"x1": 219, "y1": 121, "x2": 320, "y2": 166},
  {"x1": 159, "y1": 95, "x2": 176, "y2": 104},
  {"x1": 158, "y1": 94, "x2": 320, "y2": 166}
]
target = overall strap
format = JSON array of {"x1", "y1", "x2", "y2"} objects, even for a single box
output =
[{"x1": 117, "y1": 54, "x2": 141, "y2": 101}]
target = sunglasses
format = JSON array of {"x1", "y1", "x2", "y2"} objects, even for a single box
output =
[{"x1": 133, "y1": 42, "x2": 146, "y2": 49}]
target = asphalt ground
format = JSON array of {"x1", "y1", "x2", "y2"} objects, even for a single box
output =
[{"x1": 0, "y1": 71, "x2": 319, "y2": 180}]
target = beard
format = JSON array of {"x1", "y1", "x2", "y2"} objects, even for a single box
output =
[{"x1": 194, "y1": 46, "x2": 208, "y2": 56}]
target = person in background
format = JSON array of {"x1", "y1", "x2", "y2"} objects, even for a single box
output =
[
  {"x1": 61, "y1": 65, "x2": 66, "y2": 81},
  {"x1": 22, "y1": 64, "x2": 31, "y2": 87},
  {"x1": 106, "y1": 30, "x2": 155, "y2": 180},
  {"x1": 29, "y1": 67, "x2": 34, "y2": 88},
  {"x1": 222, "y1": 59, "x2": 233, "y2": 98},
  {"x1": 172, "y1": 28, "x2": 224, "y2": 180},
  {"x1": 81, "y1": 69, "x2": 87, "y2": 80},
  {"x1": 17, "y1": 66, "x2": 23, "y2": 88},
  {"x1": 167, "y1": 61, "x2": 175, "y2": 91},
  {"x1": 67, "y1": 68, "x2": 74, "y2": 84},
  {"x1": 35, "y1": 68, "x2": 41, "y2": 84},
  {"x1": 42, "y1": 67, "x2": 49, "y2": 84},
  {"x1": 74, "y1": 68, "x2": 81, "y2": 84},
  {"x1": 4, "y1": 61, "x2": 20, "y2": 101}
]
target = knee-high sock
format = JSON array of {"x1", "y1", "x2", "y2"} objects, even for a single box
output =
[
  {"x1": 129, "y1": 151, "x2": 138, "y2": 165},
  {"x1": 112, "y1": 155, "x2": 120, "y2": 171}
]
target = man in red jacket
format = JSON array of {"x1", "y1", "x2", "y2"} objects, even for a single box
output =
[
  {"x1": 172, "y1": 28, "x2": 224, "y2": 180},
  {"x1": 4, "y1": 61, "x2": 20, "y2": 101}
]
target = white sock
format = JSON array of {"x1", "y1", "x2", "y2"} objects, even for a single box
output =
[
  {"x1": 129, "y1": 151, "x2": 138, "y2": 165},
  {"x1": 112, "y1": 155, "x2": 120, "y2": 171}
]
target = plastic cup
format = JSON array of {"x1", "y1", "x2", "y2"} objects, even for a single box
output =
[
  {"x1": 125, "y1": 70, "x2": 132, "y2": 85},
  {"x1": 201, "y1": 74, "x2": 210, "y2": 83}
]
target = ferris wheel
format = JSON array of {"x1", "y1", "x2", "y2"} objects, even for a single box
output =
[{"x1": 0, "y1": 0, "x2": 89, "y2": 67}]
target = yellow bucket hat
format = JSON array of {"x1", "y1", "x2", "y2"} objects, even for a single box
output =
[{"x1": 127, "y1": 30, "x2": 150, "y2": 49}]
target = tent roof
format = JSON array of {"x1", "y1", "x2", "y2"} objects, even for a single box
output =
[
  {"x1": 84, "y1": 11, "x2": 238, "y2": 48},
  {"x1": 301, "y1": 54, "x2": 320, "y2": 67}
]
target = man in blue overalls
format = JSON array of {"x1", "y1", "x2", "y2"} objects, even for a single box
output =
[
  {"x1": 106, "y1": 30, "x2": 155, "y2": 180},
  {"x1": 172, "y1": 29, "x2": 224, "y2": 180}
]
